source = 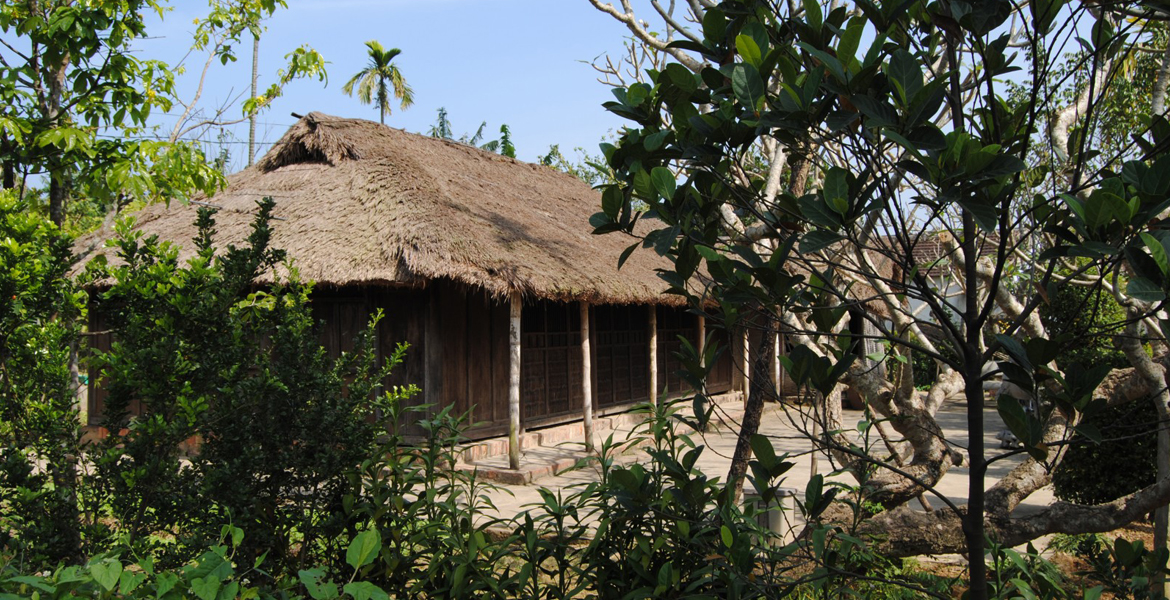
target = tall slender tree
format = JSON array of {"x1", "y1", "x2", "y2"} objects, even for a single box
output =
[{"x1": 342, "y1": 41, "x2": 414, "y2": 125}]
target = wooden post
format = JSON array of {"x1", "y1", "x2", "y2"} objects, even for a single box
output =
[
  {"x1": 772, "y1": 330, "x2": 782, "y2": 402},
  {"x1": 581, "y1": 302, "x2": 594, "y2": 452},
  {"x1": 508, "y1": 293, "x2": 522, "y2": 470},
  {"x1": 697, "y1": 314, "x2": 706, "y2": 359},
  {"x1": 648, "y1": 305, "x2": 658, "y2": 407},
  {"x1": 742, "y1": 327, "x2": 751, "y2": 406}
]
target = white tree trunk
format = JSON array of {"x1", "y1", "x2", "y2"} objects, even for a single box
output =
[
  {"x1": 508, "y1": 293, "x2": 522, "y2": 470},
  {"x1": 742, "y1": 328, "x2": 751, "y2": 405},
  {"x1": 649, "y1": 305, "x2": 658, "y2": 407},
  {"x1": 581, "y1": 302, "x2": 594, "y2": 453}
]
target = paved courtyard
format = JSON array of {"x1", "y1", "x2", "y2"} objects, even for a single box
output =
[{"x1": 467, "y1": 396, "x2": 1055, "y2": 534}]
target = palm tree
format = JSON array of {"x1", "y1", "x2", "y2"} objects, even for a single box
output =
[{"x1": 342, "y1": 41, "x2": 414, "y2": 125}]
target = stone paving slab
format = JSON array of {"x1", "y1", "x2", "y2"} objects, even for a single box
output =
[{"x1": 466, "y1": 395, "x2": 1056, "y2": 548}]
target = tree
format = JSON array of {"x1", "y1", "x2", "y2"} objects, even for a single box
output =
[
  {"x1": 0, "y1": 0, "x2": 326, "y2": 232},
  {"x1": 429, "y1": 107, "x2": 517, "y2": 158},
  {"x1": 0, "y1": 191, "x2": 84, "y2": 562},
  {"x1": 343, "y1": 41, "x2": 414, "y2": 125},
  {"x1": 588, "y1": 0, "x2": 1170, "y2": 597}
]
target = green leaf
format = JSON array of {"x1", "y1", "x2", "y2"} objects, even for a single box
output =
[
  {"x1": 651, "y1": 167, "x2": 677, "y2": 200},
  {"x1": 6, "y1": 577, "x2": 54, "y2": 594},
  {"x1": 344, "y1": 582, "x2": 389, "y2": 600},
  {"x1": 850, "y1": 95, "x2": 899, "y2": 128},
  {"x1": 299, "y1": 569, "x2": 339, "y2": 600},
  {"x1": 118, "y1": 570, "x2": 146, "y2": 595},
  {"x1": 736, "y1": 34, "x2": 762, "y2": 67},
  {"x1": 837, "y1": 16, "x2": 866, "y2": 64},
  {"x1": 731, "y1": 64, "x2": 765, "y2": 114},
  {"x1": 702, "y1": 8, "x2": 726, "y2": 43},
  {"x1": 997, "y1": 396, "x2": 1031, "y2": 446},
  {"x1": 800, "y1": 229, "x2": 844, "y2": 253},
  {"x1": 191, "y1": 575, "x2": 221, "y2": 600},
  {"x1": 643, "y1": 130, "x2": 669, "y2": 151},
  {"x1": 888, "y1": 49, "x2": 923, "y2": 104},
  {"x1": 1141, "y1": 232, "x2": 1169, "y2": 276},
  {"x1": 803, "y1": 0, "x2": 823, "y2": 31},
  {"x1": 798, "y1": 194, "x2": 842, "y2": 228},
  {"x1": 720, "y1": 525, "x2": 733, "y2": 548},
  {"x1": 601, "y1": 186, "x2": 623, "y2": 219},
  {"x1": 90, "y1": 559, "x2": 122, "y2": 592},
  {"x1": 798, "y1": 43, "x2": 847, "y2": 82},
  {"x1": 346, "y1": 529, "x2": 382, "y2": 571},
  {"x1": 155, "y1": 572, "x2": 180, "y2": 597},
  {"x1": 1127, "y1": 277, "x2": 1166, "y2": 303},
  {"x1": 823, "y1": 167, "x2": 849, "y2": 210},
  {"x1": 956, "y1": 197, "x2": 999, "y2": 231}
]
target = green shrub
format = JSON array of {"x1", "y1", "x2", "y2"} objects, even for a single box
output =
[
  {"x1": 1038, "y1": 277, "x2": 1128, "y2": 374},
  {"x1": 0, "y1": 192, "x2": 86, "y2": 565},
  {"x1": 1039, "y1": 271, "x2": 1157, "y2": 506},
  {"x1": 83, "y1": 199, "x2": 411, "y2": 576},
  {"x1": 1052, "y1": 399, "x2": 1159, "y2": 505}
]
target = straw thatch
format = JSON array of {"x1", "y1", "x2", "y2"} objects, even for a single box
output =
[{"x1": 76, "y1": 112, "x2": 683, "y2": 305}]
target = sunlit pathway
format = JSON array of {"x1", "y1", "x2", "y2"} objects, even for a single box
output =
[{"x1": 469, "y1": 396, "x2": 1054, "y2": 536}]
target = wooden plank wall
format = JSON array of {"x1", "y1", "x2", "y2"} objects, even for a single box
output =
[
  {"x1": 656, "y1": 306, "x2": 694, "y2": 400},
  {"x1": 592, "y1": 304, "x2": 651, "y2": 411},
  {"x1": 521, "y1": 299, "x2": 584, "y2": 428},
  {"x1": 706, "y1": 322, "x2": 735, "y2": 394},
  {"x1": 86, "y1": 280, "x2": 752, "y2": 439},
  {"x1": 425, "y1": 281, "x2": 511, "y2": 439}
]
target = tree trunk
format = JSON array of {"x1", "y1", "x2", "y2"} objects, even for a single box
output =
[
  {"x1": 581, "y1": 302, "x2": 594, "y2": 453},
  {"x1": 49, "y1": 168, "x2": 68, "y2": 227},
  {"x1": 508, "y1": 293, "x2": 522, "y2": 469},
  {"x1": 648, "y1": 305, "x2": 658, "y2": 407},
  {"x1": 1153, "y1": 395, "x2": 1169, "y2": 599},
  {"x1": 726, "y1": 316, "x2": 774, "y2": 502},
  {"x1": 248, "y1": 34, "x2": 259, "y2": 167}
]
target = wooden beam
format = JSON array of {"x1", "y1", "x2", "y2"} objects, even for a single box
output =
[
  {"x1": 649, "y1": 305, "x2": 658, "y2": 407},
  {"x1": 697, "y1": 314, "x2": 706, "y2": 359},
  {"x1": 772, "y1": 330, "x2": 782, "y2": 402},
  {"x1": 742, "y1": 327, "x2": 751, "y2": 406},
  {"x1": 508, "y1": 292, "x2": 522, "y2": 470},
  {"x1": 581, "y1": 302, "x2": 594, "y2": 452}
]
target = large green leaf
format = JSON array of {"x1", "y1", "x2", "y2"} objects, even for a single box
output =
[
  {"x1": 736, "y1": 33, "x2": 763, "y2": 67},
  {"x1": 732, "y1": 64, "x2": 765, "y2": 114},
  {"x1": 800, "y1": 229, "x2": 845, "y2": 253},
  {"x1": 837, "y1": 16, "x2": 866, "y2": 64},
  {"x1": 89, "y1": 559, "x2": 122, "y2": 592},
  {"x1": 344, "y1": 582, "x2": 390, "y2": 600},
  {"x1": 1140, "y1": 232, "x2": 1169, "y2": 276},
  {"x1": 190, "y1": 575, "x2": 221, "y2": 600},
  {"x1": 1127, "y1": 277, "x2": 1166, "y2": 303},
  {"x1": 346, "y1": 529, "x2": 382, "y2": 571},
  {"x1": 887, "y1": 49, "x2": 923, "y2": 104},
  {"x1": 651, "y1": 167, "x2": 677, "y2": 200}
]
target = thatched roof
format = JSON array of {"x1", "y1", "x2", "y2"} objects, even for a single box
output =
[{"x1": 76, "y1": 112, "x2": 682, "y2": 305}]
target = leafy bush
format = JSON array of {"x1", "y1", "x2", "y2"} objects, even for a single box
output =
[
  {"x1": 1078, "y1": 537, "x2": 1170, "y2": 600},
  {"x1": 83, "y1": 198, "x2": 413, "y2": 576},
  {"x1": 0, "y1": 192, "x2": 86, "y2": 565},
  {"x1": 1039, "y1": 272, "x2": 1157, "y2": 506},
  {"x1": 1038, "y1": 278, "x2": 1128, "y2": 374},
  {"x1": 1052, "y1": 399, "x2": 1159, "y2": 505}
]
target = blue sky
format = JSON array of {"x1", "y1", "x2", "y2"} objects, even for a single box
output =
[{"x1": 141, "y1": 1, "x2": 643, "y2": 171}]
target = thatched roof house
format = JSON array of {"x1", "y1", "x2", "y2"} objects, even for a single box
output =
[
  {"x1": 81, "y1": 113, "x2": 740, "y2": 460},
  {"x1": 81, "y1": 112, "x2": 684, "y2": 304}
]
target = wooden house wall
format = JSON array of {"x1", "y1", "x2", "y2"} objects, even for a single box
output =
[
  {"x1": 706, "y1": 323, "x2": 735, "y2": 393},
  {"x1": 592, "y1": 304, "x2": 651, "y2": 412},
  {"x1": 425, "y1": 282, "x2": 512, "y2": 439},
  {"x1": 521, "y1": 300, "x2": 584, "y2": 428},
  {"x1": 86, "y1": 279, "x2": 747, "y2": 438}
]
